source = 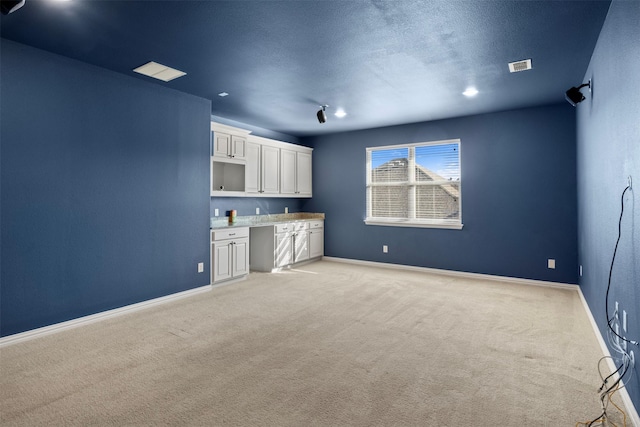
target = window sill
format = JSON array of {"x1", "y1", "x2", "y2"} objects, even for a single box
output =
[{"x1": 364, "y1": 219, "x2": 463, "y2": 230}]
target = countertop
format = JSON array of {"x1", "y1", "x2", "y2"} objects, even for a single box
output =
[{"x1": 210, "y1": 212, "x2": 325, "y2": 230}]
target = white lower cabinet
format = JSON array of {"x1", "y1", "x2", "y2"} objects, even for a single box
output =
[
  {"x1": 211, "y1": 227, "x2": 250, "y2": 284},
  {"x1": 292, "y1": 222, "x2": 310, "y2": 264},
  {"x1": 308, "y1": 221, "x2": 324, "y2": 259},
  {"x1": 250, "y1": 220, "x2": 323, "y2": 272}
]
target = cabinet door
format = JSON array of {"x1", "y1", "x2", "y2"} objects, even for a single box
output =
[
  {"x1": 232, "y1": 237, "x2": 249, "y2": 277},
  {"x1": 295, "y1": 151, "x2": 312, "y2": 196},
  {"x1": 275, "y1": 232, "x2": 293, "y2": 268},
  {"x1": 212, "y1": 241, "x2": 232, "y2": 283},
  {"x1": 294, "y1": 231, "x2": 310, "y2": 263},
  {"x1": 230, "y1": 135, "x2": 246, "y2": 160},
  {"x1": 280, "y1": 149, "x2": 297, "y2": 195},
  {"x1": 261, "y1": 145, "x2": 280, "y2": 194},
  {"x1": 213, "y1": 132, "x2": 231, "y2": 158},
  {"x1": 245, "y1": 142, "x2": 261, "y2": 193},
  {"x1": 309, "y1": 229, "x2": 324, "y2": 259}
]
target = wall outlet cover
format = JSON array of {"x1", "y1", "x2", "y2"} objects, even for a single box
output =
[
  {"x1": 547, "y1": 259, "x2": 555, "y2": 269},
  {"x1": 197, "y1": 262, "x2": 204, "y2": 273}
]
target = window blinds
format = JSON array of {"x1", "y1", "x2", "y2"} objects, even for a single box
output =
[{"x1": 366, "y1": 140, "x2": 461, "y2": 227}]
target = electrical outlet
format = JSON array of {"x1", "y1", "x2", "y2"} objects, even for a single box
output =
[
  {"x1": 214, "y1": 208, "x2": 219, "y2": 217},
  {"x1": 256, "y1": 207, "x2": 260, "y2": 215},
  {"x1": 285, "y1": 207, "x2": 289, "y2": 214},
  {"x1": 547, "y1": 259, "x2": 555, "y2": 269},
  {"x1": 383, "y1": 245, "x2": 388, "y2": 253},
  {"x1": 197, "y1": 262, "x2": 204, "y2": 273}
]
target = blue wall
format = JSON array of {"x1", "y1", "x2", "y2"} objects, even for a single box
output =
[
  {"x1": 0, "y1": 40, "x2": 212, "y2": 337},
  {"x1": 302, "y1": 104, "x2": 579, "y2": 283},
  {"x1": 577, "y1": 0, "x2": 640, "y2": 408},
  {"x1": 211, "y1": 197, "x2": 305, "y2": 219}
]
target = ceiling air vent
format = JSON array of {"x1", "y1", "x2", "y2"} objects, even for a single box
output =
[
  {"x1": 133, "y1": 61, "x2": 186, "y2": 82},
  {"x1": 508, "y1": 59, "x2": 532, "y2": 73}
]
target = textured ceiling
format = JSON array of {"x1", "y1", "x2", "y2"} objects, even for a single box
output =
[{"x1": 1, "y1": 0, "x2": 611, "y2": 137}]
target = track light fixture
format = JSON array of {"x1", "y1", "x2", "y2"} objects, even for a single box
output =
[
  {"x1": 565, "y1": 80, "x2": 591, "y2": 107},
  {"x1": 317, "y1": 105, "x2": 328, "y2": 124}
]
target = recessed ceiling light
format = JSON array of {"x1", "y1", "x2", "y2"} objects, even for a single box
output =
[
  {"x1": 218, "y1": 92, "x2": 229, "y2": 97},
  {"x1": 133, "y1": 61, "x2": 186, "y2": 82},
  {"x1": 462, "y1": 87, "x2": 479, "y2": 97},
  {"x1": 334, "y1": 109, "x2": 347, "y2": 118},
  {"x1": 508, "y1": 59, "x2": 532, "y2": 73}
]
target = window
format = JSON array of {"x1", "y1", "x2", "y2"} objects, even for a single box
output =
[{"x1": 365, "y1": 139, "x2": 462, "y2": 229}]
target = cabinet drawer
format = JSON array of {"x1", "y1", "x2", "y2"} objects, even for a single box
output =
[
  {"x1": 293, "y1": 222, "x2": 309, "y2": 231},
  {"x1": 212, "y1": 227, "x2": 249, "y2": 241},
  {"x1": 275, "y1": 223, "x2": 294, "y2": 233},
  {"x1": 309, "y1": 220, "x2": 324, "y2": 229}
]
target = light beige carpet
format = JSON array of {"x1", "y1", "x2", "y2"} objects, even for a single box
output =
[{"x1": 0, "y1": 260, "x2": 625, "y2": 426}]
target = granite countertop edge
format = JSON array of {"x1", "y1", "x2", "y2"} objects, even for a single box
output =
[{"x1": 210, "y1": 212, "x2": 325, "y2": 230}]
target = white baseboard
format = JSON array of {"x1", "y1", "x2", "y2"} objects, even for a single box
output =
[
  {"x1": 0, "y1": 284, "x2": 212, "y2": 349},
  {"x1": 321, "y1": 256, "x2": 639, "y2": 425},
  {"x1": 211, "y1": 275, "x2": 247, "y2": 289},
  {"x1": 322, "y1": 256, "x2": 579, "y2": 290}
]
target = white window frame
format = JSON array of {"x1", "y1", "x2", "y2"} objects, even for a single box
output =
[{"x1": 365, "y1": 139, "x2": 463, "y2": 230}]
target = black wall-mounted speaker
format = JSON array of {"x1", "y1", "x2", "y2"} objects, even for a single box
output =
[
  {"x1": 565, "y1": 87, "x2": 585, "y2": 107},
  {"x1": 317, "y1": 109, "x2": 326, "y2": 124},
  {"x1": 565, "y1": 81, "x2": 591, "y2": 107},
  {"x1": 1, "y1": 0, "x2": 26, "y2": 15}
]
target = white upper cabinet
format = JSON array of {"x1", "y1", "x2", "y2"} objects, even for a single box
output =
[
  {"x1": 230, "y1": 135, "x2": 246, "y2": 160},
  {"x1": 246, "y1": 141, "x2": 280, "y2": 195},
  {"x1": 211, "y1": 122, "x2": 312, "y2": 198},
  {"x1": 261, "y1": 145, "x2": 280, "y2": 194},
  {"x1": 280, "y1": 149, "x2": 297, "y2": 195},
  {"x1": 295, "y1": 151, "x2": 312, "y2": 197},
  {"x1": 213, "y1": 132, "x2": 231, "y2": 158},
  {"x1": 280, "y1": 149, "x2": 312, "y2": 197},
  {"x1": 245, "y1": 142, "x2": 261, "y2": 193},
  {"x1": 211, "y1": 123, "x2": 251, "y2": 161}
]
